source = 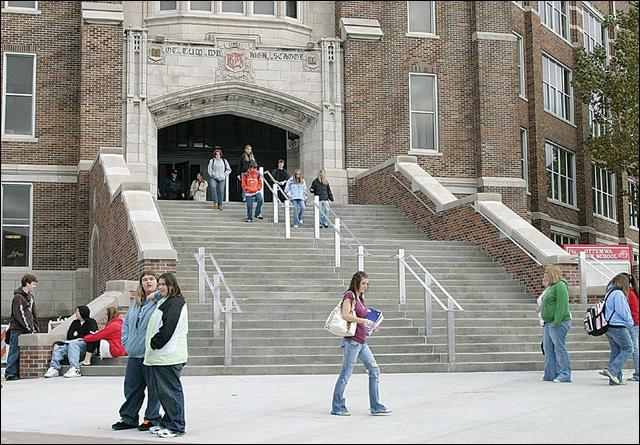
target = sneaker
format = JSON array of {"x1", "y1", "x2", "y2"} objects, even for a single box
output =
[
  {"x1": 293, "y1": 225, "x2": 299, "y2": 229},
  {"x1": 331, "y1": 411, "x2": 351, "y2": 416},
  {"x1": 138, "y1": 420, "x2": 154, "y2": 431},
  {"x1": 156, "y1": 428, "x2": 184, "y2": 438},
  {"x1": 44, "y1": 367, "x2": 59, "y2": 378},
  {"x1": 300, "y1": 220, "x2": 304, "y2": 224},
  {"x1": 149, "y1": 425, "x2": 164, "y2": 434},
  {"x1": 112, "y1": 420, "x2": 138, "y2": 431},
  {"x1": 255, "y1": 215, "x2": 263, "y2": 220},
  {"x1": 602, "y1": 368, "x2": 621, "y2": 385},
  {"x1": 598, "y1": 369, "x2": 608, "y2": 378},
  {"x1": 245, "y1": 218, "x2": 252, "y2": 223},
  {"x1": 63, "y1": 367, "x2": 81, "y2": 378},
  {"x1": 552, "y1": 378, "x2": 571, "y2": 383},
  {"x1": 609, "y1": 380, "x2": 626, "y2": 386},
  {"x1": 4, "y1": 375, "x2": 18, "y2": 381},
  {"x1": 371, "y1": 409, "x2": 392, "y2": 416},
  {"x1": 627, "y1": 376, "x2": 640, "y2": 382}
]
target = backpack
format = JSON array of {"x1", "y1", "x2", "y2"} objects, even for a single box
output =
[{"x1": 583, "y1": 290, "x2": 616, "y2": 336}]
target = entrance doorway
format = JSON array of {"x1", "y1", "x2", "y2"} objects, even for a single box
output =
[{"x1": 157, "y1": 115, "x2": 288, "y2": 202}]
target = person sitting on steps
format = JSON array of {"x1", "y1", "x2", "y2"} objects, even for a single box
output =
[{"x1": 81, "y1": 306, "x2": 126, "y2": 366}]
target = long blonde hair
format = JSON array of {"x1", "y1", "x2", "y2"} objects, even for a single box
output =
[
  {"x1": 545, "y1": 265, "x2": 563, "y2": 284},
  {"x1": 317, "y1": 169, "x2": 328, "y2": 185}
]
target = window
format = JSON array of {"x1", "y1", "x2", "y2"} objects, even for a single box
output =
[
  {"x1": 552, "y1": 232, "x2": 579, "y2": 246},
  {"x1": 190, "y1": 1, "x2": 211, "y2": 11},
  {"x1": 542, "y1": 54, "x2": 573, "y2": 122},
  {"x1": 221, "y1": 1, "x2": 244, "y2": 13},
  {"x1": 6, "y1": 1, "x2": 37, "y2": 9},
  {"x1": 2, "y1": 53, "x2": 36, "y2": 138},
  {"x1": 520, "y1": 128, "x2": 529, "y2": 192},
  {"x1": 1, "y1": 183, "x2": 33, "y2": 268},
  {"x1": 546, "y1": 141, "x2": 576, "y2": 206},
  {"x1": 159, "y1": 1, "x2": 178, "y2": 11},
  {"x1": 408, "y1": 1, "x2": 435, "y2": 35},
  {"x1": 409, "y1": 73, "x2": 439, "y2": 152},
  {"x1": 583, "y1": 5, "x2": 608, "y2": 55},
  {"x1": 592, "y1": 164, "x2": 616, "y2": 220},
  {"x1": 588, "y1": 95, "x2": 605, "y2": 138},
  {"x1": 254, "y1": 1, "x2": 275, "y2": 15},
  {"x1": 539, "y1": 1, "x2": 569, "y2": 40},
  {"x1": 285, "y1": 1, "x2": 299, "y2": 19},
  {"x1": 630, "y1": 180, "x2": 638, "y2": 229},
  {"x1": 514, "y1": 32, "x2": 526, "y2": 97}
]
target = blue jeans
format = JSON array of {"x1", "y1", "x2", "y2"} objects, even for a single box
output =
[
  {"x1": 606, "y1": 326, "x2": 633, "y2": 382},
  {"x1": 331, "y1": 339, "x2": 387, "y2": 414},
  {"x1": 5, "y1": 331, "x2": 22, "y2": 378},
  {"x1": 49, "y1": 338, "x2": 87, "y2": 370},
  {"x1": 149, "y1": 364, "x2": 185, "y2": 433},
  {"x1": 542, "y1": 320, "x2": 572, "y2": 382},
  {"x1": 209, "y1": 178, "x2": 225, "y2": 204},
  {"x1": 627, "y1": 325, "x2": 639, "y2": 379},
  {"x1": 291, "y1": 199, "x2": 305, "y2": 226},
  {"x1": 119, "y1": 357, "x2": 162, "y2": 425},
  {"x1": 319, "y1": 200, "x2": 331, "y2": 227},
  {"x1": 245, "y1": 193, "x2": 263, "y2": 221}
]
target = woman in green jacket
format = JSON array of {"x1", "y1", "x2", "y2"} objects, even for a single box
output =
[{"x1": 541, "y1": 264, "x2": 572, "y2": 383}]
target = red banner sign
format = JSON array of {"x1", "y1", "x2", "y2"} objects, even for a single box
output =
[{"x1": 562, "y1": 244, "x2": 632, "y2": 265}]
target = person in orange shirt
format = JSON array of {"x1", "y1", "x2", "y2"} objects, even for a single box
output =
[{"x1": 241, "y1": 161, "x2": 263, "y2": 223}]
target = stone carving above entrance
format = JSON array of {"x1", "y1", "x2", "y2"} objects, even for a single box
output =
[{"x1": 216, "y1": 47, "x2": 254, "y2": 83}]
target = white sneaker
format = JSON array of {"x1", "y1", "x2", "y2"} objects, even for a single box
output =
[
  {"x1": 149, "y1": 425, "x2": 163, "y2": 434},
  {"x1": 63, "y1": 367, "x2": 81, "y2": 378},
  {"x1": 44, "y1": 367, "x2": 59, "y2": 378},
  {"x1": 156, "y1": 428, "x2": 184, "y2": 438}
]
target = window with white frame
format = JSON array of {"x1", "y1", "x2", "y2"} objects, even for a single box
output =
[
  {"x1": 546, "y1": 141, "x2": 576, "y2": 206},
  {"x1": 6, "y1": 1, "x2": 37, "y2": 9},
  {"x1": 2, "y1": 53, "x2": 36, "y2": 138},
  {"x1": 254, "y1": 1, "x2": 275, "y2": 15},
  {"x1": 520, "y1": 128, "x2": 529, "y2": 192},
  {"x1": 409, "y1": 73, "x2": 438, "y2": 152},
  {"x1": 221, "y1": 1, "x2": 244, "y2": 13},
  {"x1": 190, "y1": 1, "x2": 211, "y2": 11},
  {"x1": 285, "y1": 1, "x2": 299, "y2": 19},
  {"x1": 630, "y1": 180, "x2": 638, "y2": 229},
  {"x1": 1, "y1": 183, "x2": 33, "y2": 268},
  {"x1": 408, "y1": 1, "x2": 435, "y2": 35},
  {"x1": 542, "y1": 54, "x2": 573, "y2": 122},
  {"x1": 514, "y1": 32, "x2": 526, "y2": 97},
  {"x1": 552, "y1": 232, "x2": 579, "y2": 246},
  {"x1": 583, "y1": 5, "x2": 608, "y2": 55},
  {"x1": 539, "y1": 1, "x2": 569, "y2": 39},
  {"x1": 592, "y1": 164, "x2": 616, "y2": 220},
  {"x1": 159, "y1": 1, "x2": 178, "y2": 11},
  {"x1": 588, "y1": 94, "x2": 604, "y2": 138}
]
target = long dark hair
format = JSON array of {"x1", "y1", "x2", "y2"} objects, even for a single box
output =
[
  {"x1": 158, "y1": 272, "x2": 183, "y2": 298},
  {"x1": 348, "y1": 271, "x2": 368, "y2": 300},
  {"x1": 624, "y1": 273, "x2": 639, "y2": 298}
]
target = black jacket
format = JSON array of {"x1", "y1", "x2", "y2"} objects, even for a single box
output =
[
  {"x1": 310, "y1": 179, "x2": 334, "y2": 202},
  {"x1": 270, "y1": 168, "x2": 290, "y2": 184},
  {"x1": 151, "y1": 296, "x2": 186, "y2": 350},
  {"x1": 161, "y1": 177, "x2": 184, "y2": 199},
  {"x1": 66, "y1": 318, "x2": 99, "y2": 340}
]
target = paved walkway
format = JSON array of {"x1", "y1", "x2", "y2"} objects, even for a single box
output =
[{"x1": 1, "y1": 370, "x2": 638, "y2": 444}]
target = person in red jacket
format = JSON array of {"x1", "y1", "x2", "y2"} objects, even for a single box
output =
[
  {"x1": 625, "y1": 273, "x2": 639, "y2": 381},
  {"x1": 81, "y1": 306, "x2": 126, "y2": 365},
  {"x1": 241, "y1": 161, "x2": 263, "y2": 223}
]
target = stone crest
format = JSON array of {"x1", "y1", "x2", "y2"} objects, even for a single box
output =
[{"x1": 216, "y1": 47, "x2": 254, "y2": 82}]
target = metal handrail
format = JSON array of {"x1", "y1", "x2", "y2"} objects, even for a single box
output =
[
  {"x1": 408, "y1": 254, "x2": 464, "y2": 311},
  {"x1": 471, "y1": 203, "x2": 543, "y2": 266},
  {"x1": 194, "y1": 250, "x2": 242, "y2": 313},
  {"x1": 397, "y1": 249, "x2": 462, "y2": 363},
  {"x1": 311, "y1": 198, "x2": 359, "y2": 254},
  {"x1": 583, "y1": 254, "x2": 618, "y2": 276},
  {"x1": 261, "y1": 170, "x2": 283, "y2": 203},
  {"x1": 390, "y1": 175, "x2": 436, "y2": 215},
  {"x1": 316, "y1": 199, "x2": 370, "y2": 255}
]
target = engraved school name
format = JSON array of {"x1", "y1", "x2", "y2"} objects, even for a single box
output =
[{"x1": 163, "y1": 46, "x2": 304, "y2": 61}]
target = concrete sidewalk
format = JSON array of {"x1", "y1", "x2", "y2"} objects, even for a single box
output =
[{"x1": 1, "y1": 370, "x2": 638, "y2": 444}]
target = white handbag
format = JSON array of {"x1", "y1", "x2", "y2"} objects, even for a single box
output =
[{"x1": 324, "y1": 296, "x2": 356, "y2": 337}]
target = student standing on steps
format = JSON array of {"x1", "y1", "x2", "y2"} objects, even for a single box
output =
[
  {"x1": 284, "y1": 169, "x2": 308, "y2": 229},
  {"x1": 207, "y1": 147, "x2": 231, "y2": 209},
  {"x1": 112, "y1": 270, "x2": 162, "y2": 432},
  {"x1": 309, "y1": 169, "x2": 334, "y2": 228},
  {"x1": 241, "y1": 161, "x2": 263, "y2": 223},
  {"x1": 331, "y1": 271, "x2": 391, "y2": 416},
  {"x1": 5, "y1": 273, "x2": 39, "y2": 380}
]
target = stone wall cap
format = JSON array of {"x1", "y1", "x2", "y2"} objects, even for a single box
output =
[
  {"x1": 83, "y1": 2, "x2": 123, "y2": 12},
  {"x1": 105, "y1": 280, "x2": 138, "y2": 292}
]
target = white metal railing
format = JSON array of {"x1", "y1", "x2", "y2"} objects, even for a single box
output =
[
  {"x1": 194, "y1": 247, "x2": 242, "y2": 366},
  {"x1": 260, "y1": 169, "x2": 288, "y2": 226},
  {"x1": 397, "y1": 248, "x2": 464, "y2": 363},
  {"x1": 578, "y1": 251, "x2": 619, "y2": 304},
  {"x1": 311, "y1": 195, "x2": 369, "y2": 270}
]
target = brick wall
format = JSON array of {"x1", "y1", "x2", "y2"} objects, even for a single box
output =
[{"x1": 356, "y1": 163, "x2": 578, "y2": 297}]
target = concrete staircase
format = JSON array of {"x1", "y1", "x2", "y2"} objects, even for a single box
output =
[{"x1": 81, "y1": 200, "x2": 609, "y2": 376}]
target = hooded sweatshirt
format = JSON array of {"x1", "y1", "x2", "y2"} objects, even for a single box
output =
[
  {"x1": 8, "y1": 287, "x2": 39, "y2": 334},
  {"x1": 541, "y1": 279, "x2": 572, "y2": 327},
  {"x1": 144, "y1": 296, "x2": 188, "y2": 366}
]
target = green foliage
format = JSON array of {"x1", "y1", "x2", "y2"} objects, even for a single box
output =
[{"x1": 572, "y1": 1, "x2": 639, "y2": 187}]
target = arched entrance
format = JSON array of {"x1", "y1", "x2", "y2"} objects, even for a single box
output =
[{"x1": 157, "y1": 115, "x2": 289, "y2": 202}]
